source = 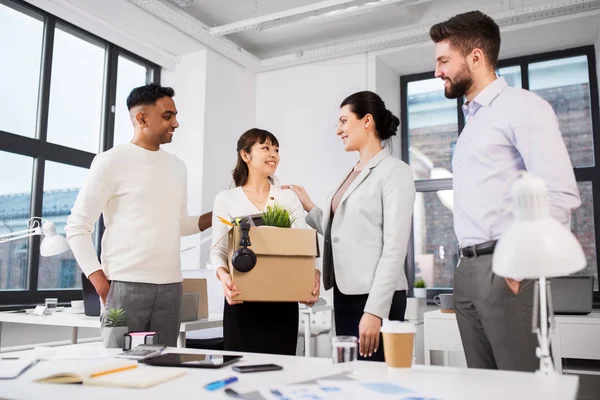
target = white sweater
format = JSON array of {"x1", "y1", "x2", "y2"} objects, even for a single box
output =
[
  {"x1": 210, "y1": 185, "x2": 306, "y2": 271},
  {"x1": 66, "y1": 142, "x2": 200, "y2": 284}
]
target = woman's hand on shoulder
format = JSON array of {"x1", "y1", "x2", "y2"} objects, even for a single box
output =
[{"x1": 282, "y1": 184, "x2": 315, "y2": 213}]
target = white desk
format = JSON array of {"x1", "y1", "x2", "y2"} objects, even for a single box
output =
[
  {"x1": 423, "y1": 310, "x2": 465, "y2": 366},
  {"x1": 0, "y1": 310, "x2": 223, "y2": 350},
  {"x1": 424, "y1": 309, "x2": 600, "y2": 374},
  {"x1": 299, "y1": 303, "x2": 334, "y2": 357},
  {"x1": 0, "y1": 343, "x2": 578, "y2": 399},
  {"x1": 552, "y1": 311, "x2": 600, "y2": 374}
]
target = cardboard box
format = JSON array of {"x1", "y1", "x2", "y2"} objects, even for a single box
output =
[
  {"x1": 228, "y1": 226, "x2": 318, "y2": 302},
  {"x1": 181, "y1": 278, "x2": 209, "y2": 320}
]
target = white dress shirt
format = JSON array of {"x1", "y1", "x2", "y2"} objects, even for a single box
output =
[{"x1": 453, "y1": 77, "x2": 581, "y2": 246}]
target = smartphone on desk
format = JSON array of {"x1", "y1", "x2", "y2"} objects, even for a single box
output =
[{"x1": 232, "y1": 364, "x2": 283, "y2": 373}]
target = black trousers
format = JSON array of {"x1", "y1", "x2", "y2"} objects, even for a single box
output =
[
  {"x1": 333, "y1": 283, "x2": 406, "y2": 362},
  {"x1": 223, "y1": 300, "x2": 299, "y2": 355}
]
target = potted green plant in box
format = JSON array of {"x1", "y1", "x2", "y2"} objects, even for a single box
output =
[
  {"x1": 261, "y1": 203, "x2": 296, "y2": 228},
  {"x1": 102, "y1": 307, "x2": 128, "y2": 349},
  {"x1": 413, "y1": 279, "x2": 427, "y2": 298}
]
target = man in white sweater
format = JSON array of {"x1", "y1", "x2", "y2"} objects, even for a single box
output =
[{"x1": 66, "y1": 84, "x2": 211, "y2": 346}]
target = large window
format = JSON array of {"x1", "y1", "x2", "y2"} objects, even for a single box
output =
[
  {"x1": 0, "y1": 0, "x2": 160, "y2": 308},
  {"x1": 401, "y1": 46, "x2": 600, "y2": 303}
]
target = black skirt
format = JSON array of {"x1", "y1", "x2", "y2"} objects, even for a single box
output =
[
  {"x1": 333, "y1": 282, "x2": 406, "y2": 362},
  {"x1": 223, "y1": 299, "x2": 299, "y2": 356}
]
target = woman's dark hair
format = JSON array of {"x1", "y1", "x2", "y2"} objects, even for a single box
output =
[
  {"x1": 232, "y1": 128, "x2": 280, "y2": 187},
  {"x1": 340, "y1": 91, "x2": 399, "y2": 141}
]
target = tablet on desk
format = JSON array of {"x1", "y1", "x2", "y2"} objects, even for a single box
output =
[{"x1": 140, "y1": 353, "x2": 242, "y2": 369}]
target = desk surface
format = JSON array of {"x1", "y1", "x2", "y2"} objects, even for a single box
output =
[
  {"x1": 424, "y1": 309, "x2": 457, "y2": 319},
  {"x1": 0, "y1": 310, "x2": 223, "y2": 332},
  {"x1": 0, "y1": 344, "x2": 578, "y2": 400},
  {"x1": 554, "y1": 310, "x2": 600, "y2": 324}
]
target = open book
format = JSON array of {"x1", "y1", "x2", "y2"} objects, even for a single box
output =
[{"x1": 35, "y1": 359, "x2": 186, "y2": 388}]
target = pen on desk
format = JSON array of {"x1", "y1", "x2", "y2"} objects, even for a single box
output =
[
  {"x1": 90, "y1": 364, "x2": 137, "y2": 378},
  {"x1": 205, "y1": 376, "x2": 238, "y2": 391}
]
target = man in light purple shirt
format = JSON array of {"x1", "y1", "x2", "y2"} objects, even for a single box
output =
[{"x1": 430, "y1": 11, "x2": 580, "y2": 372}]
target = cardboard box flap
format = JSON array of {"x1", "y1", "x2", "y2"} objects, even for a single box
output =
[{"x1": 231, "y1": 226, "x2": 318, "y2": 256}]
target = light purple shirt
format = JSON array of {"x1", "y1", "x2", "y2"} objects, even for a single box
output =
[{"x1": 453, "y1": 77, "x2": 581, "y2": 246}]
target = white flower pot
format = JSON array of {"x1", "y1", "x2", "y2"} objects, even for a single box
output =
[
  {"x1": 413, "y1": 288, "x2": 427, "y2": 299},
  {"x1": 101, "y1": 326, "x2": 128, "y2": 349}
]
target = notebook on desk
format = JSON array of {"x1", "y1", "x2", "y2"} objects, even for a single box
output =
[{"x1": 35, "y1": 359, "x2": 186, "y2": 388}]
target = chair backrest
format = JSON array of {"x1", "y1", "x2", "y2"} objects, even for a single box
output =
[{"x1": 298, "y1": 299, "x2": 332, "y2": 336}]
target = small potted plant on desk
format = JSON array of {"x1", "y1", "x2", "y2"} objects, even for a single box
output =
[
  {"x1": 102, "y1": 307, "x2": 128, "y2": 349},
  {"x1": 413, "y1": 279, "x2": 427, "y2": 299}
]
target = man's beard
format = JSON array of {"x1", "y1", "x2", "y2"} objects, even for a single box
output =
[{"x1": 444, "y1": 68, "x2": 473, "y2": 99}]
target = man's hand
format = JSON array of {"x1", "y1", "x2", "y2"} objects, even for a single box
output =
[
  {"x1": 281, "y1": 185, "x2": 315, "y2": 213},
  {"x1": 300, "y1": 270, "x2": 321, "y2": 307},
  {"x1": 88, "y1": 270, "x2": 110, "y2": 305},
  {"x1": 198, "y1": 211, "x2": 213, "y2": 231},
  {"x1": 505, "y1": 277, "x2": 521, "y2": 294},
  {"x1": 358, "y1": 313, "x2": 382, "y2": 358},
  {"x1": 217, "y1": 267, "x2": 243, "y2": 305}
]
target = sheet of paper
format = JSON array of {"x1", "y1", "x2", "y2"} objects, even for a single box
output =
[
  {"x1": 34, "y1": 344, "x2": 111, "y2": 361},
  {"x1": 259, "y1": 380, "x2": 441, "y2": 400},
  {"x1": 0, "y1": 358, "x2": 37, "y2": 379}
]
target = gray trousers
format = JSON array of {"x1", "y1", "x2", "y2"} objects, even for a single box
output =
[
  {"x1": 454, "y1": 254, "x2": 538, "y2": 372},
  {"x1": 103, "y1": 281, "x2": 183, "y2": 347}
]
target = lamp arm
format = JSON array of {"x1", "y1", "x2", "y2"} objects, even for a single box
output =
[{"x1": 0, "y1": 227, "x2": 42, "y2": 243}]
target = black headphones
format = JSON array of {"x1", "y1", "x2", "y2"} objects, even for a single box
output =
[{"x1": 231, "y1": 220, "x2": 256, "y2": 273}]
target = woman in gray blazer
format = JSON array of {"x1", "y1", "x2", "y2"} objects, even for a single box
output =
[{"x1": 284, "y1": 91, "x2": 415, "y2": 362}]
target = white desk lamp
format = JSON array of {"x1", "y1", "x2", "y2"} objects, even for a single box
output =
[
  {"x1": 0, "y1": 217, "x2": 70, "y2": 256},
  {"x1": 492, "y1": 172, "x2": 586, "y2": 375}
]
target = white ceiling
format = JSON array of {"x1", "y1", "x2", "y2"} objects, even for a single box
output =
[{"x1": 27, "y1": 0, "x2": 600, "y2": 71}]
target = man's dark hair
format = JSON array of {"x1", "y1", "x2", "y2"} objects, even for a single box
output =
[
  {"x1": 126, "y1": 83, "x2": 175, "y2": 110},
  {"x1": 429, "y1": 11, "x2": 501, "y2": 68}
]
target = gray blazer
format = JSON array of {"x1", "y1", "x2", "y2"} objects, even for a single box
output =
[{"x1": 306, "y1": 148, "x2": 415, "y2": 319}]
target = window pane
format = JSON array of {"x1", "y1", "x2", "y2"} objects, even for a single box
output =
[
  {"x1": 529, "y1": 56, "x2": 594, "y2": 167},
  {"x1": 497, "y1": 65, "x2": 521, "y2": 88},
  {"x1": 571, "y1": 181, "x2": 598, "y2": 290},
  {"x1": 413, "y1": 189, "x2": 457, "y2": 289},
  {"x1": 38, "y1": 161, "x2": 89, "y2": 289},
  {"x1": 113, "y1": 55, "x2": 149, "y2": 147},
  {"x1": 0, "y1": 151, "x2": 34, "y2": 290},
  {"x1": 0, "y1": 3, "x2": 43, "y2": 137},
  {"x1": 46, "y1": 25, "x2": 105, "y2": 153},
  {"x1": 407, "y1": 78, "x2": 458, "y2": 180}
]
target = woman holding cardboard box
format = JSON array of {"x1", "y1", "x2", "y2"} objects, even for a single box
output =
[
  {"x1": 211, "y1": 128, "x2": 321, "y2": 355},
  {"x1": 284, "y1": 91, "x2": 415, "y2": 362}
]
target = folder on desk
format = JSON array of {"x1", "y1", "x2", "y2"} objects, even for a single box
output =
[{"x1": 36, "y1": 359, "x2": 186, "y2": 388}]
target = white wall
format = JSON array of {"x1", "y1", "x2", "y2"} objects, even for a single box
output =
[
  {"x1": 162, "y1": 50, "x2": 208, "y2": 271},
  {"x1": 256, "y1": 54, "x2": 367, "y2": 213},
  {"x1": 373, "y1": 57, "x2": 402, "y2": 158}
]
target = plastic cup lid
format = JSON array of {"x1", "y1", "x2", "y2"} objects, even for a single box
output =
[{"x1": 380, "y1": 319, "x2": 416, "y2": 334}]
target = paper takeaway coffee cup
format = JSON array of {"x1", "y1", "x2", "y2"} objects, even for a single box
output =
[{"x1": 381, "y1": 319, "x2": 416, "y2": 369}]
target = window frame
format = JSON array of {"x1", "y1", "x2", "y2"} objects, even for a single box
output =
[
  {"x1": 0, "y1": 0, "x2": 160, "y2": 309},
  {"x1": 400, "y1": 45, "x2": 600, "y2": 305}
]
